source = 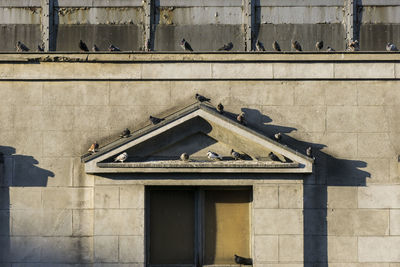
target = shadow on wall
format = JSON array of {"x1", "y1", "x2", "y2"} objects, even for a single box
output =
[
  {"x1": 0, "y1": 145, "x2": 54, "y2": 263},
  {"x1": 98, "y1": 107, "x2": 370, "y2": 266}
]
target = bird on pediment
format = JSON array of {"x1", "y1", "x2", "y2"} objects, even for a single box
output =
[
  {"x1": 114, "y1": 152, "x2": 128, "y2": 162},
  {"x1": 386, "y1": 43, "x2": 398, "y2": 51},
  {"x1": 256, "y1": 40, "x2": 266, "y2": 51},
  {"x1": 79, "y1": 40, "x2": 89, "y2": 52},
  {"x1": 292, "y1": 40, "x2": 302, "y2": 52},
  {"x1": 180, "y1": 153, "x2": 189, "y2": 161},
  {"x1": 237, "y1": 112, "x2": 246, "y2": 125},
  {"x1": 274, "y1": 132, "x2": 282, "y2": 142},
  {"x1": 272, "y1": 41, "x2": 281, "y2": 52},
  {"x1": 327, "y1": 46, "x2": 335, "y2": 52},
  {"x1": 88, "y1": 141, "x2": 99, "y2": 154},
  {"x1": 268, "y1": 152, "x2": 280, "y2": 162},
  {"x1": 218, "y1": 42, "x2": 233, "y2": 51},
  {"x1": 195, "y1": 93, "x2": 210, "y2": 102},
  {"x1": 217, "y1": 103, "x2": 224, "y2": 114},
  {"x1": 180, "y1": 38, "x2": 193, "y2": 51},
  {"x1": 16, "y1": 41, "x2": 29, "y2": 52},
  {"x1": 92, "y1": 44, "x2": 100, "y2": 52},
  {"x1": 120, "y1": 128, "x2": 131, "y2": 138},
  {"x1": 316, "y1": 41, "x2": 323, "y2": 51},
  {"x1": 149, "y1": 116, "x2": 164, "y2": 125},
  {"x1": 207, "y1": 151, "x2": 222, "y2": 160},
  {"x1": 37, "y1": 44, "x2": 44, "y2": 52},
  {"x1": 231, "y1": 149, "x2": 241, "y2": 160},
  {"x1": 234, "y1": 254, "x2": 253, "y2": 266},
  {"x1": 109, "y1": 44, "x2": 120, "y2": 52}
]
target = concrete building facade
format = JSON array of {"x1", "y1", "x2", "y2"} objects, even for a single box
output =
[{"x1": 0, "y1": 53, "x2": 400, "y2": 266}]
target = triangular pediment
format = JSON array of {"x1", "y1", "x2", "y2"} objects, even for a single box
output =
[{"x1": 82, "y1": 103, "x2": 313, "y2": 173}]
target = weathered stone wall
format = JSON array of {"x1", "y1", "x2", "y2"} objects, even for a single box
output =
[{"x1": 0, "y1": 53, "x2": 399, "y2": 266}]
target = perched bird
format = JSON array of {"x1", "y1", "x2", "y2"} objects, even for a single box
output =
[
  {"x1": 16, "y1": 41, "x2": 29, "y2": 52},
  {"x1": 349, "y1": 40, "x2": 360, "y2": 51},
  {"x1": 386, "y1": 43, "x2": 398, "y2": 51},
  {"x1": 218, "y1": 42, "x2": 233, "y2": 51},
  {"x1": 256, "y1": 40, "x2": 266, "y2": 51},
  {"x1": 92, "y1": 44, "x2": 100, "y2": 52},
  {"x1": 108, "y1": 44, "x2": 120, "y2": 52},
  {"x1": 237, "y1": 112, "x2": 245, "y2": 125},
  {"x1": 79, "y1": 40, "x2": 89, "y2": 52},
  {"x1": 327, "y1": 46, "x2": 335, "y2": 52},
  {"x1": 268, "y1": 152, "x2": 280, "y2": 162},
  {"x1": 37, "y1": 44, "x2": 44, "y2": 52},
  {"x1": 292, "y1": 40, "x2": 302, "y2": 52},
  {"x1": 274, "y1": 132, "x2": 282, "y2": 142},
  {"x1": 180, "y1": 153, "x2": 189, "y2": 161},
  {"x1": 316, "y1": 41, "x2": 323, "y2": 51},
  {"x1": 272, "y1": 41, "x2": 281, "y2": 52},
  {"x1": 88, "y1": 141, "x2": 99, "y2": 154},
  {"x1": 207, "y1": 151, "x2": 222, "y2": 160},
  {"x1": 180, "y1": 38, "x2": 193, "y2": 51},
  {"x1": 114, "y1": 152, "x2": 128, "y2": 162},
  {"x1": 306, "y1": 146, "x2": 314, "y2": 158},
  {"x1": 149, "y1": 116, "x2": 164, "y2": 125},
  {"x1": 195, "y1": 93, "x2": 210, "y2": 102},
  {"x1": 234, "y1": 254, "x2": 253, "y2": 265},
  {"x1": 120, "y1": 128, "x2": 131, "y2": 138},
  {"x1": 231, "y1": 149, "x2": 241, "y2": 160},
  {"x1": 217, "y1": 103, "x2": 224, "y2": 114}
]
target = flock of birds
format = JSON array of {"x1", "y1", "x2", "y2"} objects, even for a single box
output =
[
  {"x1": 87, "y1": 93, "x2": 315, "y2": 163},
  {"x1": 15, "y1": 39, "x2": 399, "y2": 52}
]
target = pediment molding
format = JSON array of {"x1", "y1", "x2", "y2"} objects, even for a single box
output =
[{"x1": 82, "y1": 102, "x2": 313, "y2": 173}]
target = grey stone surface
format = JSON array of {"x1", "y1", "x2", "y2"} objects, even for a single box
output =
[
  {"x1": 95, "y1": 236, "x2": 118, "y2": 263},
  {"x1": 94, "y1": 209, "x2": 144, "y2": 235}
]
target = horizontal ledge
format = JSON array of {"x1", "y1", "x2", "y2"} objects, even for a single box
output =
[
  {"x1": 97, "y1": 162, "x2": 300, "y2": 169},
  {"x1": 87, "y1": 167, "x2": 311, "y2": 173}
]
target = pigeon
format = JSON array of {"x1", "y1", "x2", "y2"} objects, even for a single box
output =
[
  {"x1": 292, "y1": 41, "x2": 302, "y2": 52},
  {"x1": 114, "y1": 152, "x2": 128, "y2": 162},
  {"x1": 195, "y1": 93, "x2": 210, "y2": 102},
  {"x1": 256, "y1": 40, "x2": 266, "y2": 51},
  {"x1": 37, "y1": 44, "x2": 44, "y2": 52},
  {"x1": 327, "y1": 46, "x2": 335, "y2": 52},
  {"x1": 316, "y1": 41, "x2": 323, "y2": 51},
  {"x1": 231, "y1": 149, "x2": 241, "y2": 160},
  {"x1": 88, "y1": 141, "x2": 99, "y2": 153},
  {"x1": 237, "y1": 112, "x2": 245, "y2": 125},
  {"x1": 268, "y1": 152, "x2": 280, "y2": 162},
  {"x1": 217, "y1": 103, "x2": 224, "y2": 114},
  {"x1": 234, "y1": 254, "x2": 253, "y2": 265},
  {"x1": 16, "y1": 41, "x2": 29, "y2": 52},
  {"x1": 108, "y1": 44, "x2": 120, "y2": 52},
  {"x1": 120, "y1": 128, "x2": 131, "y2": 138},
  {"x1": 149, "y1": 116, "x2": 164, "y2": 125},
  {"x1": 180, "y1": 38, "x2": 193, "y2": 51},
  {"x1": 207, "y1": 151, "x2": 222, "y2": 160},
  {"x1": 386, "y1": 43, "x2": 398, "y2": 51},
  {"x1": 348, "y1": 40, "x2": 360, "y2": 51},
  {"x1": 79, "y1": 40, "x2": 89, "y2": 52},
  {"x1": 272, "y1": 41, "x2": 281, "y2": 52},
  {"x1": 274, "y1": 132, "x2": 282, "y2": 142},
  {"x1": 306, "y1": 146, "x2": 314, "y2": 159},
  {"x1": 92, "y1": 44, "x2": 100, "y2": 51},
  {"x1": 180, "y1": 153, "x2": 189, "y2": 161},
  {"x1": 218, "y1": 42, "x2": 233, "y2": 51}
]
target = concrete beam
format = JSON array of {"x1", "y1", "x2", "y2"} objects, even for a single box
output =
[
  {"x1": 40, "y1": 0, "x2": 50, "y2": 52},
  {"x1": 344, "y1": 0, "x2": 356, "y2": 47},
  {"x1": 242, "y1": 0, "x2": 254, "y2": 51}
]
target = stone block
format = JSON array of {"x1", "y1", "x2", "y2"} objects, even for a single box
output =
[
  {"x1": 385, "y1": 106, "x2": 400, "y2": 133},
  {"x1": 120, "y1": 185, "x2": 144, "y2": 209},
  {"x1": 109, "y1": 81, "x2": 171, "y2": 106},
  {"x1": 304, "y1": 209, "x2": 327, "y2": 235},
  {"x1": 253, "y1": 185, "x2": 278, "y2": 209},
  {"x1": 357, "y1": 106, "x2": 389, "y2": 132},
  {"x1": 73, "y1": 158, "x2": 94, "y2": 187},
  {"x1": 328, "y1": 236, "x2": 357, "y2": 262},
  {"x1": 74, "y1": 106, "x2": 112, "y2": 131},
  {"x1": 358, "y1": 134, "x2": 395, "y2": 158},
  {"x1": 274, "y1": 63, "x2": 334, "y2": 79},
  {"x1": 142, "y1": 63, "x2": 212, "y2": 79},
  {"x1": 254, "y1": 209, "x2": 303, "y2": 235},
  {"x1": 43, "y1": 81, "x2": 109, "y2": 106},
  {"x1": 360, "y1": 158, "x2": 390, "y2": 184},
  {"x1": 9, "y1": 187, "x2": 41, "y2": 209},
  {"x1": 39, "y1": 157, "x2": 73, "y2": 187},
  {"x1": 95, "y1": 236, "x2": 118, "y2": 263},
  {"x1": 73, "y1": 209, "x2": 94, "y2": 236},
  {"x1": 42, "y1": 188, "x2": 93, "y2": 209},
  {"x1": 325, "y1": 81, "x2": 357, "y2": 106},
  {"x1": 212, "y1": 63, "x2": 273, "y2": 79},
  {"x1": 0, "y1": 210, "x2": 9, "y2": 236},
  {"x1": 327, "y1": 186, "x2": 357, "y2": 209},
  {"x1": 119, "y1": 236, "x2": 144, "y2": 263},
  {"x1": 11, "y1": 209, "x2": 72, "y2": 236},
  {"x1": 304, "y1": 184, "x2": 327, "y2": 209},
  {"x1": 10, "y1": 236, "x2": 42, "y2": 262},
  {"x1": 95, "y1": 209, "x2": 144, "y2": 235},
  {"x1": 254, "y1": 235, "x2": 278, "y2": 262},
  {"x1": 7, "y1": 82, "x2": 43, "y2": 106},
  {"x1": 334, "y1": 63, "x2": 395, "y2": 79},
  {"x1": 278, "y1": 184, "x2": 303, "y2": 208},
  {"x1": 327, "y1": 106, "x2": 358, "y2": 132},
  {"x1": 358, "y1": 185, "x2": 400, "y2": 208},
  {"x1": 0, "y1": 106, "x2": 14, "y2": 130},
  {"x1": 14, "y1": 130, "x2": 43, "y2": 157},
  {"x1": 0, "y1": 188, "x2": 8, "y2": 209},
  {"x1": 294, "y1": 81, "x2": 325, "y2": 106},
  {"x1": 390, "y1": 210, "x2": 400, "y2": 235},
  {"x1": 359, "y1": 237, "x2": 400, "y2": 262},
  {"x1": 230, "y1": 81, "x2": 294, "y2": 106},
  {"x1": 357, "y1": 81, "x2": 389, "y2": 106},
  {"x1": 278, "y1": 235, "x2": 303, "y2": 262},
  {"x1": 43, "y1": 131, "x2": 75, "y2": 157},
  {"x1": 40, "y1": 106, "x2": 75, "y2": 131},
  {"x1": 95, "y1": 186, "x2": 120, "y2": 209},
  {"x1": 41, "y1": 237, "x2": 93, "y2": 263},
  {"x1": 14, "y1": 106, "x2": 42, "y2": 130}
]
